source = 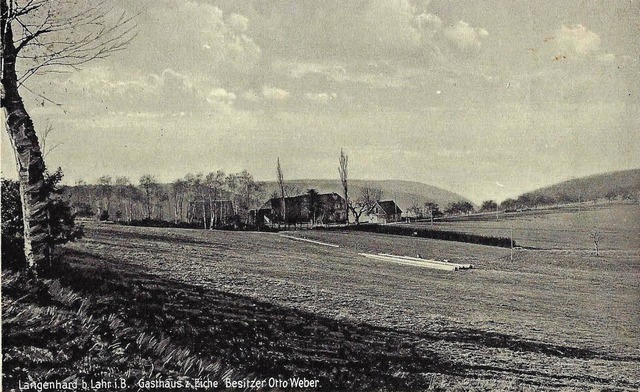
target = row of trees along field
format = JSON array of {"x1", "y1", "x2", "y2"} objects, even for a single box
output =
[
  {"x1": 68, "y1": 171, "x2": 264, "y2": 229},
  {"x1": 405, "y1": 200, "x2": 473, "y2": 220},
  {"x1": 403, "y1": 187, "x2": 639, "y2": 223},
  {"x1": 500, "y1": 186, "x2": 639, "y2": 211},
  {"x1": 403, "y1": 175, "x2": 639, "y2": 222}
]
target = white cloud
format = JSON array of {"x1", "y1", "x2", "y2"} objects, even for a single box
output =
[
  {"x1": 51, "y1": 67, "x2": 237, "y2": 114},
  {"x1": 208, "y1": 88, "x2": 237, "y2": 103},
  {"x1": 443, "y1": 21, "x2": 488, "y2": 52},
  {"x1": 597, "y1": 53, "x2": 616, "y2": 63},
  {"x1": 122, "y1": 2, "x2": 261, "y2": 76},
  {"x1": 557, "y1": 24, "x2": 601, "y2": 55},
  {"x1": 363, "y1": 0, "x2": 422, "y2": 51},
  {"x1": 313, "y1": 0, "x2": 488, "y2": 58},
  {"x1": 241, "y1": 90, "x2": 260, "y2": 102},
  {"x1": 538, "y1": 24, "x2": 615, "y2": 64},
  {"x1": 284, "y1": 61, "x2": 348, "y2": 81},
  {"x1": 262, "y1": 86, "x2": 290, "y2": 100},
  {"x1": 415, "y1": 13, "x2": 442, "y2": 36},
  {"x1": 227, "y1": 13, "x2": 249, "y2": 33},
  {"x1": 305, "y1": 92, "x2": 337, "y2": 104}
]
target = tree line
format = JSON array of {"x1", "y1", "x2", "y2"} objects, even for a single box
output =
[
  {"x1": 69, "y1": 171, "x2": 264, "y2": 229},
  {"x1": 500, "y1": 185, "x2": 639, "y2": 212}
]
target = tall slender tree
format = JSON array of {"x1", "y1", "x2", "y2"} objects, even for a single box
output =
[
  {"x1": 97, "y1": 175, "x2": 113, "y2": 217},
  {"x1": 1, "y1": 0, "x2": 135, "y2": 271},
  {"x1": 171, "y1": 178, "x2": 187, "y2": 224},
  {"x1": 237, "y1": 170, "x2": 263, "y2": 225},
  {"x1": 205, "y1": 170, "x2": 225, "y2": 229},
  {"x1": 114, "y1": 176, "x2": 131, "y2": 222},
  {"x1": 307, "y1": 188, "x2": 320, "y2": 225},
  {"x1": 139, "y1": 175, "x2": 157, "y2": 220},
  {"x1": 339, "y1": 148, "x2": 349, "y2": 223},
  {"x1": 276, "y1": 157, "x2": 286, "y2": 224}
]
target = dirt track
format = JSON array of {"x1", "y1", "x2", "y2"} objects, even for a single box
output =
[{"x1": 67, "y1": 222, "x2": 640, "y2": 390}]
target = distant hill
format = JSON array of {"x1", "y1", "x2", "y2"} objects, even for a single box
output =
[
  {"x1": 516, "y1": 169, "x2": 640, "y2": 205},
  {"x1": 260, "y1": 179, "x2": 470, "y2": 211}
]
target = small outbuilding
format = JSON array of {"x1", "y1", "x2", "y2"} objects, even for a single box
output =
[{"x1": 368, "y1": 200, "x2": 402, "y2": 224}]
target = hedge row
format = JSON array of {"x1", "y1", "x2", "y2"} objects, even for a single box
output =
[
  {"x1": 117, "y1": 219, "x2": 281, "y2": 232},
  {"x1": 117, "y1": 219, "x2": 203, "y2": 229},
  {"x1": 325, "y1": 224, "x2": 515, "y2": 248}
]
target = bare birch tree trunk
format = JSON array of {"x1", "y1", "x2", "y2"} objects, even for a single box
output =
[
  {"x1": 201, "y1": 190, "x2": 207, "y2": 230},
  {"x1": 173, "y1": 193, "x2": 180, "y2": 224},
  {"x1": 339, "y1": 148, "x2": 349, "y2": 223},
  {"x1": 1, "y1": 11, "x2": 51, "y2": 270},
  {"x1": 277, "y1": 158, "x2": 286, "y2": 226},
  {"x1": 209, "y1": 189, "x2": 216, "y2": 230}
]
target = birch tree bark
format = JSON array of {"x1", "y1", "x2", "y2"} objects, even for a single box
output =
[{"x1": 1, "y1": 13, "x2": 50, "y2": 268}]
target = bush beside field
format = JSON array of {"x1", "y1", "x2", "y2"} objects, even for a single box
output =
[{"x1": 325, "y1": 224, "x2": 515, "y2": 248}]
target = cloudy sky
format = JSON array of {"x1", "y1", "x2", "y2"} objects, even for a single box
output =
[{"x1": 2, "y1": 0, "x2": 639, "y2": 202}]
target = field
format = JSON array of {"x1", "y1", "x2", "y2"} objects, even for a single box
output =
[
  {"x1": 40, "y1": 211, "x2": 639, "y2": 390},
  {"x1": 401, "y1": 203, "x2": 639, "y2": 251},
  {"x1": 3, "y1": 204, "x2": 639, "y2": 391}
]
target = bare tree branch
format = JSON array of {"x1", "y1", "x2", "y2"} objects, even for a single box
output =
[
  {"x1": 39, "y1": 120, "x2": 63, "y2": 157},
  {"x1": 7, "y1": 0, "x2": 137, "y2": 83}
]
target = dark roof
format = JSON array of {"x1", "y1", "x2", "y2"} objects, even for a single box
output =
[
  {"x1": 259, "y1": 192, "x2": 344, "y2": 211},
  {"x1": 376, "y1": 200, "x2": 402, "y2": 215}
]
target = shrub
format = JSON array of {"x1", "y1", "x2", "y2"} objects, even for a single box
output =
[
  {"x1": 324, "y1": 223, "x2": 514, "y2": 248},
  {"x1": 1, "y1": 180, "x2": 25, "y2": 270},
  {"x1": 72, "y1": 202, "x2": 94, "y2": 217},
  {"x1": 1, "y1": 168, "x2": 83, "y2": 271},
  {"x1": 98, "y1": 209, "x2": 110, "y2": 221}
]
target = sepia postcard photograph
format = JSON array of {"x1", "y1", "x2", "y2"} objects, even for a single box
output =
[{"x1": 1, "y1": 0, "x2": 639, "y2": 391}]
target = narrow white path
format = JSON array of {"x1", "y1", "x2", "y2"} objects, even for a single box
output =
[
  {"x1": 359, "y1": 253, "x2": 459, "y2": 271},
  {"x1": 280, "y1": 234, "x2": 340, "y2": 248},
  {"x1": 378, "y1": 254, "x2": 473, "y2": 269}
]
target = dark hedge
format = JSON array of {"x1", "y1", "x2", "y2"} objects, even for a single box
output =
[{"x1": 322, "y1": 224, "x2": 515, "y2": 248}]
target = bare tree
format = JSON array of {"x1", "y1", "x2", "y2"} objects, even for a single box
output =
[
  {"x1": 189, "y1": 173, "x2": 207, "y2": 229},
  {"x1": 225, "y1": 172, "x2": 239, "y2": 221},
  {"x1": 339, "y1": 148, "x2": 349, "y2": 223},
  {"x1": 233, "y1": 170, "x2": 263, "y2": 225},
  {"x1": 424, "y1": 201, "x2": 439, "y2": 225},
  {"x1": 282, "y1": 183, "x2": 302, "y2": 197},
  {"x1": 1, "y1": 0, "x2": 136, "y2": 271},
  {"x1": 171, "y1": 179, "x2": 187, "y2": 224},
  {"x1": 205, "y1": 171, "x2": 225, "y2": 229},
  {"x1": 114, "y1": 176, "x2": 131, "y2": 222},
  {"x1": 183, "y1": 173, "x2": 208, "y2": 227},
  {"x1": 139, "y1": 175, "x2": 157, "y2": 220},
  {"x1": 590, "y1": 229, "x2": 603, "y2": 256},
  {"x1": 349, "y1": 186, "x2": 383, "y2": 224},
  {"x1": 276, "y1": 157, "x2": 286, "y2": 224},
  {"x1": 307, "y1": 188, "x2": 320, "y2": 225}
]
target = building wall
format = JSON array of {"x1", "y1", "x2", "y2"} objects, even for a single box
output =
[{"x1": 258, "y1": 193, "x2": 347, "y2": 225}]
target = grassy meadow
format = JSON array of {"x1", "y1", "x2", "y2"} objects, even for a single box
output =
[
  {"x1": 2, "y1": 204, "x2": 639, "y2": 391},
  {"x1": 401, "y1": 203, "x2": 639, "y2": 251}
]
